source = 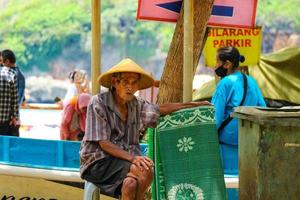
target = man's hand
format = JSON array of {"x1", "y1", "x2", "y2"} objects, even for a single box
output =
[
  {"x1": 9, "y1": 118, "x2": 18, "y2": 126},
  {"x1": 132, "y1": 156, "x2": 154, "y2": 171}
]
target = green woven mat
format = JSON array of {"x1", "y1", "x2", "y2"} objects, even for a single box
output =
[
  {"x1": 148, "y1": 128, "x2": 166, "y2": 200},
  {"x1": 148, "y1": 106, "x2": 227, "y2": 200}
]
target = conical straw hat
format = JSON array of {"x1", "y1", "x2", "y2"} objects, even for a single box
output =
[{"x1": 98, "y1": 58, "x2": 154, "y2": 90}]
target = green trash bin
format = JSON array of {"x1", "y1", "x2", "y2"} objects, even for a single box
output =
[{"x1": 232, "y1": 106, "x2": 300, "y2": 200}]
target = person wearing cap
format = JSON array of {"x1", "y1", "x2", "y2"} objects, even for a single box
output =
[
  {"x1": 212, "y1": 46, "x2": 266, "y2": 171},
  {"x1": 80, "y1": 58, "x2": 210, "y2": 199},
  {"x1": 60, "y1": 93, "x2": 91, "y2": 141}
]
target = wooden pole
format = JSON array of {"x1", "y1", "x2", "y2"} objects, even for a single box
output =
[
  {"x1": 91, "y1": 0, "x2": 101, "y2": 95},
  {"x1": 157, "y1": 0, "x2": 214, "y2": 104},
  {"x1": 183, "y1": 0, "x2": 194, "y2": 102}
]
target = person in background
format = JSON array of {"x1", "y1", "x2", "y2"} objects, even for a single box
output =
[
  {"x1": 1, "y1": 49, "x2": 26, "y2": 106},
  {"x1": 60, "y1": 93, "x2": 91, "y2": 141},
  {"x1": 63, "y1": 69, "x2": 90, "y2": 107},
  {"x1": 211, "y1": 46, "x2": 266, "y2": 171},
  {"x1": 0, "y1": 51, "x2": 3, "y2": 66},
  {"x1": 80, "y1": 58, "x2": 211, "y2": 199},
  {"x1": 0, "y1": 50, "x2": 19, "y2": 136}
]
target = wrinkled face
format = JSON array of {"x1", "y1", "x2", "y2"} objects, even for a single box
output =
[{"x1": 112, "y1": 72, "x2": 140, "y2": 102}]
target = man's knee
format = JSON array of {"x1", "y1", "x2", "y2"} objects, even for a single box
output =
[
  {"x1": 130, "y1": 164, "x2": 154, "y2": 182},
  {"x1": 134, "y1": 167, "x2": 154, "y2": 190},
  {"x1": 141, "y1": 167, "x2": 154, "y2": 184},
  {"x1": 121, "y1": 177, "x2": 138, "y2": 194}
]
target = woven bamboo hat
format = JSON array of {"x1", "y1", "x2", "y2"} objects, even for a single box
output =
[{"x1": 98, "y1": 58, "x2": 154, "y2": 90}]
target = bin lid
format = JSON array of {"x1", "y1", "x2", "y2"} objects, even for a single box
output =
[{"x1": 232, "y1": 106, "x2": 300, "y2": 126}]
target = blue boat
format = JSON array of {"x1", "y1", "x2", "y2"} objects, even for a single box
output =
[
  {"x1": 0, "y1": 107, "x2": 238, "y2": 199},
  {"x1": 0, "y1": 135, "x2": 148, "y2": 199}
]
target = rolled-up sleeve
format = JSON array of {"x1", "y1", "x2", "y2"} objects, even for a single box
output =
[{"x1": 85, "y1": 96, "x2": 111, "y2": 141}]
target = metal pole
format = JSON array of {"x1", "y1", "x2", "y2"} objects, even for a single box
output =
[
  {"x1": 183, "y1": 0, "x2": 194, "y2": 102},
  {"x1": 91, "y1": 0, "x2": 101, "y2": 95}
]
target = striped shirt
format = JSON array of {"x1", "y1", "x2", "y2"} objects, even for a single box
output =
[
  {"x1": 80, "y1": 91, "x2": 160, "y2": 175},
  {"x1": 0, "y1": 66, "x2": 19, "y2": 123}
]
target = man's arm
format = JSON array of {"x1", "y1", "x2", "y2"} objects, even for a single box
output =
[
  {"x1": 159, "y1": 101, "x2": 211, "y2": 116},
  {"x1": 17, "y1": 68, "x2": 26, "y2": 105},
  {"x1": 99, "y1": 140, "x2": 153, "y2": 170},
  {"x1": 10, "y1": 73, "x2": 19, "y2": 126},
  {"x1": 99, "y1": 140, "x2": 134, "y2": 162}
]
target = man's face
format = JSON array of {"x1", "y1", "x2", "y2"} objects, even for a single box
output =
[
  {"x1": 112, "y1": 72, "x2": 140, "y2": 102},
  {"x1": 2, "y1": 58, "x2": 14, "y2": 67}
]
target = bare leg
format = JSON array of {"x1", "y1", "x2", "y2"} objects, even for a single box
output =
[
  {"x1": 128, "y1": 164, "x2": 153, "y2": 200},
  {"x1": 121, "y1": 176, "x2": 138, "y2": 200}
]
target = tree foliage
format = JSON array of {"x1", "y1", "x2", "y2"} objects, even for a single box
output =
[
  {"x1": 101, "y1": 1, "x2": 174, "y2": 63},
  {"x1": 257, "y1": 0, "x2": 300, "y2": 32},
  {"x1": 0, "y1": 0, "x2": 91, "y2": 72}
]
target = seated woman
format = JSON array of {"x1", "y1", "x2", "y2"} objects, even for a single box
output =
[{"x1": 60, "y1": 93, "x2": 91, "y2": 141}]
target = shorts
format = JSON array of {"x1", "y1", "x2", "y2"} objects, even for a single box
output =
[{"x1": 82, "y1": 156, "x2": 131, "y2": 198}]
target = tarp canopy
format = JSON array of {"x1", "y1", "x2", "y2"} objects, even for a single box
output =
[{"x1": 193, "y1": 47, "x2": 300, "y2": 106}]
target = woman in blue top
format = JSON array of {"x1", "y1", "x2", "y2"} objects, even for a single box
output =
[{"x1": 212, "y1": 46, "x2": 266, "y2": 173}]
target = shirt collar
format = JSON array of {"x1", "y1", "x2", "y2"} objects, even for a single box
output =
[{"x1": 102, "y1": 90, "x2": 138, "y2": 121}]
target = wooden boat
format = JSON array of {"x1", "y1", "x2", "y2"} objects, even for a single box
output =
[
  {"x1": 0, "y1": 135, "x2": 145, "y2": 199},
  {"x1": 0, "y1": 135, "x2": 237, "y2": 199}
]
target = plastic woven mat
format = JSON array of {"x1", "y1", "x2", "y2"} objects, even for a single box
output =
[{"x1": 149, "y1": 106, "x2": 227, "y2": 200}]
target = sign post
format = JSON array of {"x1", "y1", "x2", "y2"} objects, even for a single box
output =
[
  {"x1": 183, "y1": 0, "x2": 194, "y2": 102},
  {"x1": 91, "y1": 0, "x2": 101, "y2": 95}
]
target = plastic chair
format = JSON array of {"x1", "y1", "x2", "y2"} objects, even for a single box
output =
[{"x1": 83, "y1": 181, "x2": 100, "y2": 200}]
